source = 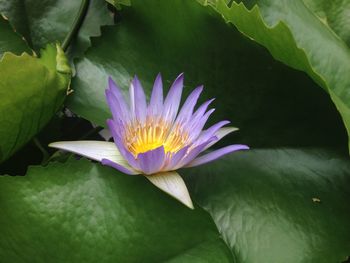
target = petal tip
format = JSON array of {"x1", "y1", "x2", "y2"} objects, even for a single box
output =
[
  {"x1": 175, "y1": 72, "x2": 184, "y2": 83},
  {"x1": 154, "y1": 73, "x2": 163, "y2": 86},
  {"x1": 145, "y1": 171, "x2": 194, "y2": 209},
  {"x1": 106, "y1": 118, "x2": 113, "y2": 127},
  {"x1": 132, "y1": 75, "x2": 141, "y2": 84},
  {"x1": 48, "y1": 142, "x2": 59, "y2": 148},
  {"x1": 227, "y1": 144, "x2": 250, "y2": 152},
  {"x1": 108, "y1": 76, "x2": 116, "y2": 88}
]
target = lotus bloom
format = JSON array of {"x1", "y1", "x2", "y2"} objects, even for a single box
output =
[{"x1": 50, "y1": 73, "x2": 248, "y2": 208}]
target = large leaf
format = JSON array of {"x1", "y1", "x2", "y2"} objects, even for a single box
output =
[
  {"x1": 68, "y1": 0, "x2": 346, "y2": 149},
  {"x1": 183, "y1": 148, "x2": 350, "y2": 262},
  {"x1": 0, "y1": 159, "x2": 233, "y2": 263},
  {"x1": 303, "y1": 0, "x2": 350, "y2": 47},
  {"x1": 0, "y1": 15, "x2": 31, "y2": 57},
  {"x1": 198, "y1": 0, "x2": 350, "y2": 151},
  {"x1": 0, "y1": 0, "x2": 114, "y2": 54},
  {"x1": 0, "y1": 44, "x2": 71, "y2": 162},
  {"x1": 67, "y1": 0, "x2": 115, "y2": 58}
]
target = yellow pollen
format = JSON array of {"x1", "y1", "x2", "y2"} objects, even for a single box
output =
[{"x1": 124, "y1": 118, "x2": 188, "y2": 156}]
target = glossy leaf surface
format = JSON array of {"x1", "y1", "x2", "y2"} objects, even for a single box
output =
[
  {"x1": 0, "y1": 44, "x2": 71, "y2": 162},
  {"x1": 0, "y1": 159, "x2": 233, "y2": 263},
  {"x1": 184, "y1": 148, "x2": 350, "y2": 262}
]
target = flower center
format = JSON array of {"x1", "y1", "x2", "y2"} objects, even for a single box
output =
[{"x1": 124, "y1": 118, "x2": 189, "y2": 156}]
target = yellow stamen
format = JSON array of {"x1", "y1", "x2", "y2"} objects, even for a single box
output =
[{"x1": 124, "y1": 117, "x2": 188, "y2": 156}]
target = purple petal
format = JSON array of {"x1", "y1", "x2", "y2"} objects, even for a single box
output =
[
  {"x1": 185, "y1": 144, "x2": 249, "y2": 168},
  {"x1": 195, "y1": 120, "x2": 230, "y2": 145},
  {"x1": 164, "y1": 145, "x2": 190, "y2": 170},
  {"x1": 137, "y1": 146, "x2": 165, "y2": 174},
  {"x1": 105, "y1": 89, "x2": 119, "y2": 120},
  {"x1": 106, "y1": 78, "x2": 130, "y2": 123},
  {"x1": 173, "y1": 138, "x2": 216, "y2": 169},
  {"x1": 162, "y1": 73, "x2": 184, "y2": 123},
  {"x1": 188, "y1": 108, "x2": 216, "y2": 142},
  {"x1": 108, "y1": 77, "x2": 129, "y2": 110},
  {"x1": 101, "y1": 158, "x2": 138, "y2": 175},
  {"x1": 106, "y1": 90, "x2": 126, "y2": 126},
  {"x1": 181, "y1": 98, "x2": 215, "y2": 136},
  {"x1": 107, "y1": 119, "x2": 139, "y2": 169},
  {"x1": 190, "y1": 98, "x2": 215, "y2": 122},
  {"x1": 149, "y1": 73, "x2": 163, "y2": 116},
  {"x1": 174, "y1": 85, "x2": 203, "y2": 125},
  {"x1": 203, "y1": 127, "x2": 239, "y2": 151},
  {"x1": 130, "y1": 75, "x2": 147, "y2": 122},
  {"x1": 106, "y1": 117, "x2": 123, "y2": 138}
]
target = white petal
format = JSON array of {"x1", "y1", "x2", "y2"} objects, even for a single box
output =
[
  {"x1": 49, "y1": 141, "x2": 133, "y2": 170},
  {"x1": 216, "y1": 126, "x2": 239, "y2": 138},
  {"x1": 145, "y1": 171, "x2": 194, "y2": 209},
  {"x1": 204, "y1": 127, "x2": 239, "y2": 150}
]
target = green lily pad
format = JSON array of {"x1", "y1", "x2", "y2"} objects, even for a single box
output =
[
  {"x1": 184, "y1": 148, "x2": 350, "y2": 262},
  {"x1": 0, "y1": 159, "x2": 233, "y2": 263},
  {"x1": 0, "y1": 44, "x2": 71, "y2": 162}
]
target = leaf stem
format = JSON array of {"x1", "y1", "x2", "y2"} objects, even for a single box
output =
[
  {"x1": 62, "y1": 0, "x2": 90, "y2": 52},
  {"x1": 33, "y1": 137, "x2": 50, "y2": 164}
]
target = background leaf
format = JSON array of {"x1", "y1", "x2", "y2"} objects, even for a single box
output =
[
  {"x1": 198, "y1": 0, "x2": 350, "y2": 151},
  {"x1": 0, "y1": 159, "x2": 233, "y2": 263},
  {"x1": 0, "y1": 44, "x2": 71, "y2": 162},
  {"x1": 0, "y1": 0, "x2": 114, "y2": 55},
  {"x1": 68, "y1": 0, "x2": 346, "y2": 149},
  {"x1": 303, "y1": 0, "x2": 350, "y2": 47},
  {"x1": 183, "y1": 148, "x2": 350, "y2": 263},
  {"x1": 0, "y1": 15, "x2": 31, "y2": 57}
]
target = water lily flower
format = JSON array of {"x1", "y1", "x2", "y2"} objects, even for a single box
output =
[{"x1": 49, "y1": 73, "x2": 248, "y2": 209}]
